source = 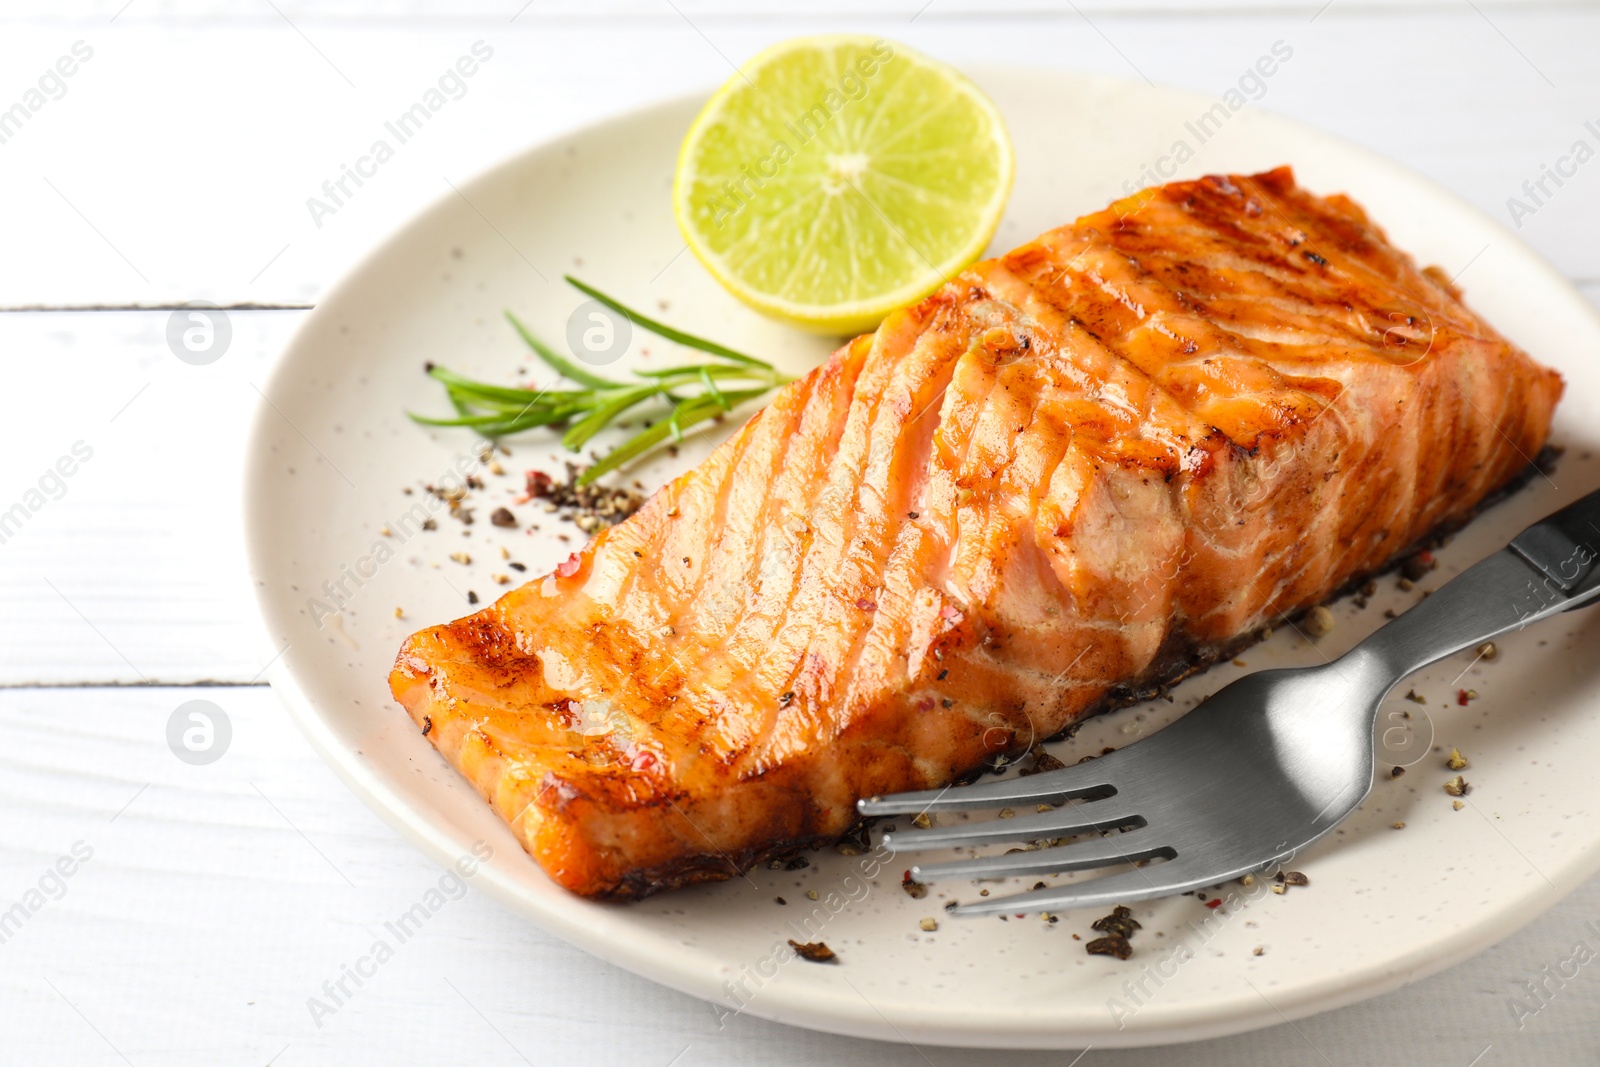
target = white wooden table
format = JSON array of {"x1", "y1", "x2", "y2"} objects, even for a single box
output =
[{"x1": 4, "y1": 2, "x2": 1599, "y2": 1063}]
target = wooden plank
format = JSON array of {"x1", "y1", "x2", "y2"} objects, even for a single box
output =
[
  {"x1": 2, "y1": 684, "x2": 1599, "y2": 1064},
  {"x1": 0, "y1": 310, "x2": 299, "y2": 686},
  {"x1": 0, "y1": 11, "x2": 1594, "y2": 308}
]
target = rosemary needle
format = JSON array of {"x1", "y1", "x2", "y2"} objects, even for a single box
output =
[
  {"x1": 563, "y1": 274, "x2": 770, "y2": 368},
  {"x1": 410, "y1": 278, "x2": 792, "y2": 484}
]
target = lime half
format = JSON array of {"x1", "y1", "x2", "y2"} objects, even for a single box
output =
[{"x1": 673, "y1": 35, "x2": 1014, "y2": 335}]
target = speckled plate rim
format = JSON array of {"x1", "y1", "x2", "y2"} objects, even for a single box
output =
[{"x1": 243, "y1": 65, "x2": 1600, "y2": 1049}]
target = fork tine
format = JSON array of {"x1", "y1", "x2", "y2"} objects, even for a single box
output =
[
  {"x1": 856, "y1": 758, "x2": 1117, "y2": 817},
  {"x1": 910, "y1": 832, "x2": 1172, "y2": 883},
  {"x1": 880, "y1": 799, "x2": 1142, "y2": 852},
  {"x1": 949, "y1": 860, "x2": 1213, "y2": 917}
]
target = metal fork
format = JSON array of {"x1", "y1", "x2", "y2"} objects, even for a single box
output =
[{"x1": 859, "y1": 486, "x2": 1600, "y2": 917}]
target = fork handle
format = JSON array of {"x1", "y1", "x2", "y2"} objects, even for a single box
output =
[{"x1": 1346, "y1": 486, "x2": 1600, "y2": 684}]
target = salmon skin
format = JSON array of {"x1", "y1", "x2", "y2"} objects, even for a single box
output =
[{"x1": 391, "y1": 167, "x2": 1562, "y2": 899}]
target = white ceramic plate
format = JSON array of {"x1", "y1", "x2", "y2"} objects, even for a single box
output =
[{"x1": 244, "y1": 66, "x2": 1600, "y2": 1049}]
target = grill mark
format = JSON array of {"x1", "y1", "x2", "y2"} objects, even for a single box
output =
[
  {"x1": 945, "y1": 346, "x2": 1037, "y2": 611},
  {"x1": 631, "y1": 404, "x2": 778, "y2": 719},
  {"x1": 678, "y1": 393, "x2": 808, "y2": 667},
  {"x1": 1011, "y1": 245, "x2": 1218, "y2": 459},
  {"x1": 1085, "y1": 240, "x2": 1337, "y2": 452},
  {"x1": 811, "y1": 310, "x2": 967, "y2": 743},
  {"x1": 725, "y1": 340, "x2": 872, "y2": 772},
  {"x1": 676, "y1": 391, "x2": 817, "y2": 766},
  {"x1": 836, "y1": 307, "x2": 977, "y2": 722},
  {"x1": 757, "y1": 322, "x2": 920, "y2": 756},
  {"x1": 917, "y1": 306, "x2": 1007, "y2": 609}
]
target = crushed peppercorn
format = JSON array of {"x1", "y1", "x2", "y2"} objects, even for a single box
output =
[
  {"x1": 1090, "y1": 905, "x2": 1141, "y2": 940},
  {"x1": 1401, "y1": 551, "x2": 1437, "y2": 581},
  {"x1": 788, "y1": 940, "x2": 837, "y2": 963},
  {"x1": 1278, "y1": 870, "x2": 1310, "y2": 887},
  {"x1": 1020, "y1": 749, "x2": 1067, "y2": 777},
  {"x1": 1086, "y1": 935, "x2": 1132, "y2": 960},
  {"x1": 1301, "y1": 605, "x2": 1335, "y2": 638},
  {"x1": 520, "y1": 463, "x2": 644, "y2": 529}
]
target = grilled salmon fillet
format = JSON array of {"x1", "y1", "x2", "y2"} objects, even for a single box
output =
[{"x1": 391, "y1": 166, "x2": 1561, "y2": 899}]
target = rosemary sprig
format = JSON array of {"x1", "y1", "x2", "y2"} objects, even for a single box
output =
[{"x1": 410, "y1": 278, "x2": 791, "y2": 484}]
